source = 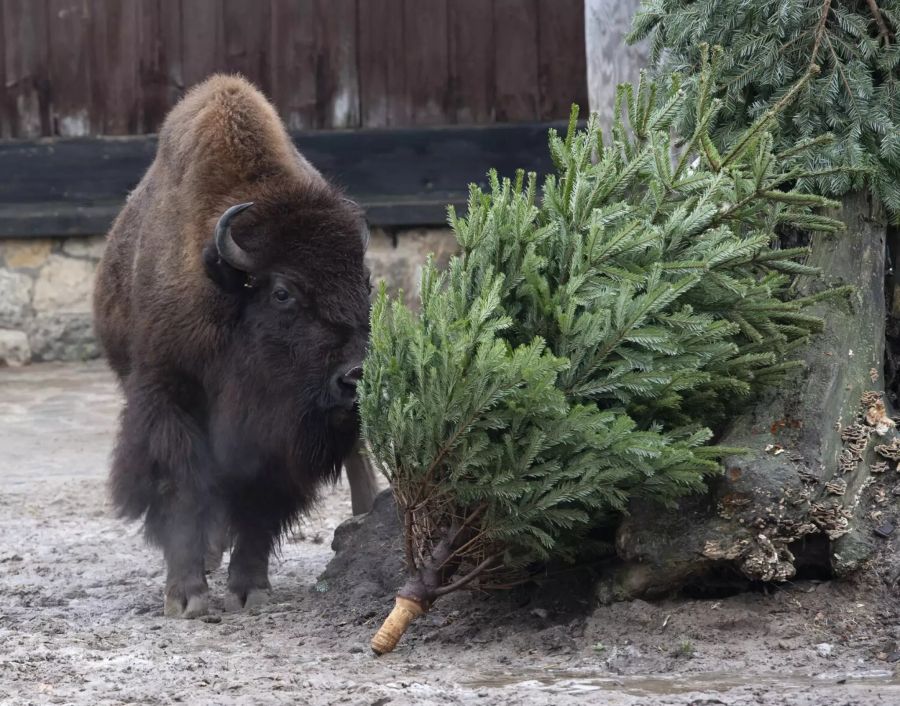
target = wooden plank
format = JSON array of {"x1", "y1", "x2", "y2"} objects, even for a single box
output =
[
  {"x1": 2, "y1": 0, "x2": 51, "y2": 138},
  {"x1": 357, "y1": 0, "x2": 407, "y2": 128},
  {"x1": 0, "y1": 1, "x2": 10, "y2": 138},
  {"x1": 224, "y1": 0, "x2": 271, "y2": 95},
  {"x1": 88, "y1": 0, "x2": 141, "y2": 135},
  {"x1": 0, "y1": 122, "x2": 569, "y2": 235},
  {"x1": 137, "y1": 0, "x2": 170, "y2": 133},
  {"x1": 314, "y1": 0, "x2": 359, "y2": 128},
  {"x1": 493, "y1": 0, "x2": 540, "y2": 122},
  {"x1": 403, "y1": 0, "x2": 449, "y2": 125},
  {"x1": 47, "y1": 1, "x2": 92, "y2": 136},
  {"x1": 537, "y1": 0, "x2": 588, "y2": 120},
  {"x1": 269, "y1": 0, "x2": 316, "y2": 130},
  {"x1": 448, "y1": 0, "x2": 494, "y2": 124},
  {"x1": 160, "y1": 0, "x2": 185, "y2": 111},
  {"x1": 181, "y1": 0, "x2": 224, "y2": 89}
]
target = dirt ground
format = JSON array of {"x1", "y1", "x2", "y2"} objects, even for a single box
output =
[{"x1": 2, "y1": 361, "x2": 900, "y2": 706}]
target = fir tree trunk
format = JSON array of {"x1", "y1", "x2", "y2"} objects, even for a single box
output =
[
  {"x1": 584, "y1": 0, "x2": 648, "y2": 134},
  {"x1": 599, "y1": 191, "x2": 894, "y2": 600}
]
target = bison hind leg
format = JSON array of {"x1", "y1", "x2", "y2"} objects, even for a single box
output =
[{"x1": 204, "y1": 514, "x2": 230, "y2": 573}]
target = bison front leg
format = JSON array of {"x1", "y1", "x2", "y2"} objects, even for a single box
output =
[
  {"x1": 345, "y1": 440, "x2": 378, "y2": 515},
  {"x1": 224, "y1": 499, "x2": 279, "y2": 611}
]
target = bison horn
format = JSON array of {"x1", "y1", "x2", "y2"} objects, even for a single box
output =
[{"x1": 215, "y1": 202, "x2": 255, "y2": 271}]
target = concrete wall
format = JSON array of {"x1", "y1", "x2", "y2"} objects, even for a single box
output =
[{"x1": 0, "y1": 228, "x2": 457, "y2": 366}]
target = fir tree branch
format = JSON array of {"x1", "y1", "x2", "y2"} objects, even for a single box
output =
[
  {"x1": 720, "y1": 68, "x2": 819, "y2": 169},
  {"x1": 866, "y1": 0, "x2": 892, "y2": 46},
  {"x1": 811, "y1": 0, "x2": 834, "y2": 64},
  {"x1": 432, "y1": 554, "x2": 503, "y2": 598}
]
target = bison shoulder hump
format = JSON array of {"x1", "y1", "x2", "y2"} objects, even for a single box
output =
[{"x1": 157, "y1": 74, "x2": 295, "y2": 184}]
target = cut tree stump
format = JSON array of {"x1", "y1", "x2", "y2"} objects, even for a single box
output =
[{"x1": 598, "y1": 191, "x2": 897, "y2": 600}]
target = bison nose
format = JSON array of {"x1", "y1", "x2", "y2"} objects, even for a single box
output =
[{"x1": 331, "y1": 365, "x2": 364, "y2": 407}]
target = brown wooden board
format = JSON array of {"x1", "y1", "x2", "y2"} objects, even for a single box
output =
[
  {"x1": 403, "y1": 0, "x2": 449, "y2": 125},
  {"x1": 448, "y1": 0, "x2": 494, "y2": 125},
  {"x1": 47, "y1": 0, "x2": 93, "y2": 136},
  {"x1": 0, "y1": 1, "x2": 588, "y2": 136},
  {"x1": 94, "y1": 0, "x2": 141, "y2": 135},
  {"x1": 357, "y1": 0, "x2": 407, "y2": 128},
  {"x1": 493, "y1": 0, "x2": 540, "y2": 122},
  {"x1": 224, "y1": 0, "x2": 271, "y2": 96},
  {"x1": 137, "y1": 0, "x2": 170, "y2": 133},
  {"x1": 0, "y1": 5, "x2": 7, "y2": 138},
  {"x1": 2, "y1": 0, "x2": 51, "y2": 138},
  {"x1": 538, "y1": 0, "x2": 588, "y2": 120},
  {"x1": 181, "y1": 0, "x2": 224, "y2": 89},
  {"x1": 269, "y1": 0, "x2": 317, "y2": 130},
  {"x1": 314, "y1": 0, "x2": 359, "y2": 128}
]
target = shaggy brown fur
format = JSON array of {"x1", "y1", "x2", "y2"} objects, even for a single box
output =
[{"x1": 94, "y1": 75, "x2": 374, "y2": 618}]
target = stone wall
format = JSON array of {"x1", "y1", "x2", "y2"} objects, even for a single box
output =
[{"x1": 0, "y1": 228, "x2": 457, "y2": 366}]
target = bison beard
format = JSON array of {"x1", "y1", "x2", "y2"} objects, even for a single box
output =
[{"x1": 94, "y1": 75, "x2": 376, "y2": 618}]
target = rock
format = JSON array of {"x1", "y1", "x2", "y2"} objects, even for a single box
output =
[
  {"x1": 0, "y1": 270, "x2": 34, "y2": 327},
  {"x1": 874, "y1": 523, "x2": 895, "y2": 539},
  {"x1": 366, "y1": 228, "x2": 457, "y2": 310},
  {"x1": 2, "y1": 240, "x2": 52, "y2": 269},
  {"x1": 27, "y1": 313, "x2": 99, "y2": 362},
  {"x1": 32, "y1": 255, "x2": 95, "y2": 313},
  {"x1": 320, "y1": 489, "x2": 405, "y2": 615},
  {"x1": 0, "y1": 329, "x2": 31, "y2": 366},
  {"x1": 815, "y1": 642, "x2": 833, "y2": 657},
  {"x1": 62, "y1": 236, "x2": 106, "y2": 261}
]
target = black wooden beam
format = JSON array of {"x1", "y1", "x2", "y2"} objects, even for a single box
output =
[{"x1": 0, "y1": 122, "x2": 568, "y2": 237}]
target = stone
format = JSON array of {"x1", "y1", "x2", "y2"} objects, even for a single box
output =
[
  {"x1": 366, "y1": 227, "x2": 457, "y2": 310},
  {"x1": 2, "y1": 240, "x2": 52, "y2": 269},
  {"x1": 815, "y1": 642, "x2": 833, "y2": 657},
  {"x1": 26, "y1": 312, "x2": 99, "y2": 362},
  {"x1": 0, "y1": 269, "x2": 34, "y2": 327},
  {"x1": 0, "y1": 329, "x2": 31, "y2": 366},
  {"x1": 62, "y1": 236, "x2": 106, "y2": 260},
  {"x1": 32, "y1": 255, "x2": 96, "y2": 314}
]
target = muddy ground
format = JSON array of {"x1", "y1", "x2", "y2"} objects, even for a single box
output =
[{"x1": 2, "y1": 361, "x2": 900, "y2": 705}]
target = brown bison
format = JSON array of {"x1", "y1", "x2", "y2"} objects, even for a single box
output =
[{"x1": 93, "y1": 74, "x2": 377, "y2": 618}]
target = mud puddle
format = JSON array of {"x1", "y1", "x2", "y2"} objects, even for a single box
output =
[{"x1": 466, "y1": 668, "x2": 899, "y2": 695}]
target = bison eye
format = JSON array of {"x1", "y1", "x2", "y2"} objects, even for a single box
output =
[{"x1": 272, "y1": 287, "x2": 293, "y2": 305}]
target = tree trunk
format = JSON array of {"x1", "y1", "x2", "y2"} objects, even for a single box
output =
[
  {"x1": 598, "y1": 191, "x2": 894, "y2": 600},
  {"x1": 584, "y1": 0, "x2": 648, "y2": 134}
]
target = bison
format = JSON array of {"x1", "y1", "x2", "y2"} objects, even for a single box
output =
[{"x1": 93, "y1": 74, "x2": 378, "y2": 618}]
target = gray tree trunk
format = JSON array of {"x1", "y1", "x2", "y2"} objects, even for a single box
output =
[
  {"x1": 584, "y1": 0, "x2": 649, "y2": 133},
  {"x1": 599, "y1": 192, "x2": 895, "y2": 600}
]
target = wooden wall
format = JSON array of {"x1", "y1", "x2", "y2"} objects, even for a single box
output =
[{"x1": 0, "y1": 0, "x2": 587, "y2": 138}]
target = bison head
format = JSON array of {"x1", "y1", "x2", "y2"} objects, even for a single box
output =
[{"x1": 202, "y1": 184, "x2": 371, "y2": 449}]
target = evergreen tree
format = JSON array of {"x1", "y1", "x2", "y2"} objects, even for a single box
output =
[
  {"x1": 629, "y1": 0, "x2": 900, "y2": 217},
  {"x1": 362, "y1": 57, "x2": 844, "y2": 654}
]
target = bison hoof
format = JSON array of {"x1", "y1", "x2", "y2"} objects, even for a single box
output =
[
  {"x1": 224, "y1": 587, "x2": 270, "y2": 612},
  {"x1": 164, "y1": 591, "x2": 210, "y2": 619}
]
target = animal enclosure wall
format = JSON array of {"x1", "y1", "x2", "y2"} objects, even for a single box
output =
[
  {"x1": 0, "y1": 0, "x2": 588, "y2": 138},
  {"x1": 0, "y1": 0, "x2": 588, "y2": 366}
]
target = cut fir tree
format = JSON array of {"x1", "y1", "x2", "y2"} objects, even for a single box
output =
[{"x1": 360, "y1": 61, "x2": 844, "y2": 654}]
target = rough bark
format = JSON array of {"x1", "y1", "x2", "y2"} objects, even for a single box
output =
[
  {"x1": 584, "y1": 0, "x2": 648, "y2": 134},
  {"x1": 599, "y1": 192, "x2": 894, "y2": 600}
]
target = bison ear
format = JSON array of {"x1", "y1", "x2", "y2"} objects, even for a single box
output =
[
  {"x1": 202, "y1": 243, "x2": 247, "y2": 293},
  {"x1": 360, "y1": 218, "x2": 371, "y2": 251}
]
